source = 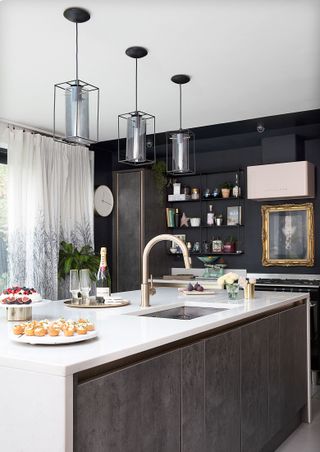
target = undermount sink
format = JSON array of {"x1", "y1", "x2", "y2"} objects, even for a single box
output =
[{"x1": 140, "y1": 306, "x2": 228, "y2": 320}]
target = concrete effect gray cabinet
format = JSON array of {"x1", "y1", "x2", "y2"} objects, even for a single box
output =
[
  {"x1": 113, "y1": 169, "x2": 169, "y2": 292},
  {"x1": 74, "y1": 304, "x2": 307, "y2": 452},
  {"x1": 205, "y1": 329, "x2": 241, "y2": 452},
  {"x1": 75, "y1": 350, "x2": 181, "y2": 452}
]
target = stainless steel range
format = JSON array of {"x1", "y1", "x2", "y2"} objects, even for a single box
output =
[{"x1": 248, "y1": 273, "x2": 320, "y2": 372}]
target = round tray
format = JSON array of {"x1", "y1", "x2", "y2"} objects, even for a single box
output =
[
  {"x1": 64, "y1": 299, "x2": 130, "y2": 308},
  {"x1": 0, "y1": 299, "x2": 51, "y2": 309},
  {"x1": 9, "y1": 329, "x2": 97, "y2": 345}
]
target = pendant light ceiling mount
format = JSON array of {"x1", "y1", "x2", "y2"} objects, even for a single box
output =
[
  {"x1": 166, "y1": 73, "x2": 195, "y2": 175},
  {"x1": 53, "y1": 6, "x2": 99, "y2": 146},
  {"x1": 125, "y1": 46, "x2": 148, "y2": 59},
  {"x1": 118, "y1": 45, "x2": 156, "y2": 166},
  {"x1": 171, "y1": 74, "x2": 190, "y2": 85},
  {"x1": 63, "y1": 7, "x2": 90, "y2": 23}
]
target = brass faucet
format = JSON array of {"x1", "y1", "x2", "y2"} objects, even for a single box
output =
[{"x1": 141, "y1": 234, "x2": 191, "y2": 308}]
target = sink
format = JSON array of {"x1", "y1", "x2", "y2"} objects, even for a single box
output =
[{"x1": 139, "y1": 306, "x2": 228, "y2": 320}]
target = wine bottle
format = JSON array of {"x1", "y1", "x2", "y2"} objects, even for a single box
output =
[
  {"x1": 96, "y1": 247, "x2": 111, "y2": 300},
  {"x1": 207, "y1": 204, "x2": 214, "y2": 226},
  {"x1": 232, "y1": 173, "x2": 241, "y2": 198}
]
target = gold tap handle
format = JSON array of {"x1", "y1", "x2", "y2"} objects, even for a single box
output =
[{"x1": 150, "y1": 274, "x2": 156, "y2": 296}]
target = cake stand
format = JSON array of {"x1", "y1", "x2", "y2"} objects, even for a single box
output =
[{"x1": 0, "y1": 299, "x2": 51, "y2": 321}]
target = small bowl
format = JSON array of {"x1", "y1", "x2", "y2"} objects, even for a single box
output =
[
  {"x1": 197, "y1": 256, "x2": 221, "y2": 265},
  {"x1": 170, "y1": 247, "x2": 178, "y2": 254},
  {"x1": 190, "y1": 218, "x2": 201, "y2": 227}
]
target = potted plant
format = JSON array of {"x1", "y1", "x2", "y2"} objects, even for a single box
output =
[
  {"x1": 220, "y1": 182, "x2": 233, "y2": 198},
  {"x1": 152, "y1": 161, "x2": 168, "y2": 206},
  {"x1": 223, "y1": 236, "x2": 237, "y2": 253},
  {"x1": 58, "y1": 241, "x2": 100, "y2": 282}
]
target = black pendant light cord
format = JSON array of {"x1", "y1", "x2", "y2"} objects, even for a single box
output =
[
  {"x1": 75, "y1": 22, "x2": 79, "y2": 82},
  {"x1": 135, "y1": 58, "x2": 138, "y2": 113},
  {"x1": 179, "y1": 84, "x2": 182, "y2": 130}
]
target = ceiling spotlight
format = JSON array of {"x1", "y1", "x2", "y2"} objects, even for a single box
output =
[{"x1": 257, "y1": 122, "x2": 265, "y2": 134}]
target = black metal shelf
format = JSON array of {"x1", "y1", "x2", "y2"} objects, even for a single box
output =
[
  {"x1": 169, "y1": 251, "x2": 244, "y2": 256},
  {"x1": 168, "y1": 196, "x2": 244, "y2": 203},
  {"x1": 168, "y1": 225, "x2": 243, "y2": 230}
]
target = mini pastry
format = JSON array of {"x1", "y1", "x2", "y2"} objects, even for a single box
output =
[
  {"x1": 64, "y1": 327, "x2": 74, "y2": 337},
  {"x1": 34, "y1": 326, "x2": 46, "y2": 337},
  {"x1": 12, "y1": 324, "x2": 25, "y2": 335},
  {"x1": 25, "y1": 325, "x2": 34, "y2": 336},
  {"x1": 48, "y1": 326, "x2": 60, "y2": 337},
  {"x1": 76, "y1": 325, "x2": 87, "y2": 335},
  {"x1": 86, "y1": 322, "x2": 95, "y2": 331}
]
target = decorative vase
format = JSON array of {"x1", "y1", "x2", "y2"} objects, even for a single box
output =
[
  {"x1": 221, "y1": 188, "x2": 230, "y2": 198},
  {"x1": 226, "y1": 283, "x2": 239, "y2": 300}
]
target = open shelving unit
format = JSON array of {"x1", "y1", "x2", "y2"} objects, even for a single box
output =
[{"x1": 166, "y1": 168, "x2": 245, "y2": 260}]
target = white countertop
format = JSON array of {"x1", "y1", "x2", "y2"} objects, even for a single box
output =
[{"x1": 0, "y1": 288, "x2": 309, "y2": 377}]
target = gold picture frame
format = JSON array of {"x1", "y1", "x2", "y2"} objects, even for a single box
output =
[{"x1": 261, "y1": 203, "x2": 314, "y2": 267}]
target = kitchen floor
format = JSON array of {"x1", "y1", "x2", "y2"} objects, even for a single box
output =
[{"x1": 276, "y1": 385, "x2": 320, "y2": 451}]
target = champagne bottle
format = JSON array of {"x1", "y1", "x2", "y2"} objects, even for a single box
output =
[{"x1": 96, "y1": 247, "x2": 111, "y2": 300}]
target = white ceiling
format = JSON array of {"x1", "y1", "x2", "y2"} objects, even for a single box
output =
[{"x1": 1, "y1": 0, "x2": 320, "y2": 142}]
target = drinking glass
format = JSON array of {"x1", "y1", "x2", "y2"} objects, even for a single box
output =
[
  {"x1": 79, "y1": 269, "x2": 91, "y2": 299},
  {"x1": 70, "y1": 270, "x2": 80, "y2": 300}
]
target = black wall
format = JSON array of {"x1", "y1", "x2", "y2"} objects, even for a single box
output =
[{"x1": 92, "y1": 110, "x2": 320, "y2": 276}]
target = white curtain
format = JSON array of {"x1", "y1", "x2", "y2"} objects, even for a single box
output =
[{"x1": 7, "y1": 128, "x2": 94, "y2": 300}]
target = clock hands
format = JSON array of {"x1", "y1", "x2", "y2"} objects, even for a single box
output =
[{"x1": 102, "y1": 199, "x2": 112, "y2": 206}]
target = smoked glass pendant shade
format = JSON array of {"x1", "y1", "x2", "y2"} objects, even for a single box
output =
[
  {"x1": 166, "y1": 74, "x2": 195, "y2": 175},
  {"x1": 53, "y1": 8, "x2": 99, "y2": 145},
  {"x1": 118, "y1": 46, "x2": 156, "y2": 165}
]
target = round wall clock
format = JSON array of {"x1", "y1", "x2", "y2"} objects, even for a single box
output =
[{"x1": 94, "y1": 185, "x2": 114, "y2": 217}]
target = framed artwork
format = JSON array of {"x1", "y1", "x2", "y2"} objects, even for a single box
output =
[
  {"x1": 227, "y1": 206, "x2": 242, "y2": 226},
  {"x1": 261, "y1": 203, "x2": 314, "y2": 267}
]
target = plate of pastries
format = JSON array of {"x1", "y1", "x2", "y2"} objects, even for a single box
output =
[{"x1": 10, "y1": 317, "x2": 97, "y2": 344}]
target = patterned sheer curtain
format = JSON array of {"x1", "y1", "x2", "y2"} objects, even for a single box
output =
[{"x1": 6, "y1": 128, "x2": 94, "y2": 300}]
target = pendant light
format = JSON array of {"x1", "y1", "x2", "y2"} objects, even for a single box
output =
[
  {"x1": 166, "y1": 74, "x2": 195, "y2": 175},
  {"x1": 118, "y1": 46, "x2": 156, "y2": 165},
  {"x1": 53, "y1": 7, "x2": 100, "y2": 145}
]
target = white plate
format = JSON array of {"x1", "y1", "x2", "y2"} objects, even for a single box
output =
[
  {"x1": 9, "y1": 329, "x2": 97, "y2": 345},
  {"x1": 180, "y1": 289, "x2": 215, "y2": 296},
  {"x1": 0, "y1": 299, "x2": 51, "y2": 309}
]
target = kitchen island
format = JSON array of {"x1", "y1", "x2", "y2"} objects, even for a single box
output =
[{"x1": 0, "y1": 288, "x2": 310, "y2": 452}]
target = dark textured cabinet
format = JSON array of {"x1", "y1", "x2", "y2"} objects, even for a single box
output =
[
  {"x1": 205, "y1": 329, "x2": 241, "y2": 452},
  {"x1": 75, "y1": 350, "x2": 181, "y2": 452},
  {"x1": 279, "y1": 304, "x2": 308, "y2": 423},
  {"x1": 74, "y1": 303, "x2": 308, "y2": 452},
  {"x1": 113, "y1": 169, "x2": 169, "y2": 292}
]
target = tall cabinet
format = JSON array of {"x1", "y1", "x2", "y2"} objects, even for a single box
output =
[{"x1": 113, "y1": 168, "x2": 169, "y2": 292}]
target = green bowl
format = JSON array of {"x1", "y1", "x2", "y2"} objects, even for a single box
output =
[{"x1": 197, "y1": 256, "x2": 221, "y2": 265}]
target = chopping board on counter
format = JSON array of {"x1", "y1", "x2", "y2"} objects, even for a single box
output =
[{"x1": 162, "y1": 274, "x2": 196, "y2": 280}]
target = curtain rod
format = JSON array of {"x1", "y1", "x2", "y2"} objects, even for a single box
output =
[{"x1": 0, "y1": 118, "x2": 63, "y2": 140}]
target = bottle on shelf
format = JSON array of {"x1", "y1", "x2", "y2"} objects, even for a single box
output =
[
  {"x1": 96, "y1": 247, "x2": 111, "y2": 300},
  {"x1": 207, "y1": 204, "x2": 214, "y2": 226},
  {"x1": 175, "y1": 208, "x2": 180, "y2": 228},
  {"x1": 232, "y1": 173, "x2": 241, "y2": 198}
]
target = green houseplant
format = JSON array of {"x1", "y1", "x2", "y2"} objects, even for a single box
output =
[
  {"x1": 152, "y1": 161, "x2": 168, "y2": 205},
  {"x1": 58, "y1": 241, "x2": 100, "y2": 282}
]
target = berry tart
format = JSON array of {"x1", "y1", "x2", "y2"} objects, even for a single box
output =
[{"x1": 0, "y1": 286, "x2": 42, "y2": 305}]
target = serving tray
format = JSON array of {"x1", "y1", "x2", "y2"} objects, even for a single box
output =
[{"x1": 64, "y1": 299, "x2": 130, "y2": 308}]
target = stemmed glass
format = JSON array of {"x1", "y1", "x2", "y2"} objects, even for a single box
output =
[
  {"x1": 70, "y1": 269, "x2": 80, "y2": 300},
  {"x1": 79, "y1": 269, "x2": 91, "y2": 300}
]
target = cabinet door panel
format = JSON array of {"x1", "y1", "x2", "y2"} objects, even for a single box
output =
[
  {"x1": 75, "y1": 350, "x2": 181, "y2": 452},
  {"x1": 182, "y1": 341, "x2": 205, "y2": 452},
  {"x1": 280, "y1": 304, "x2": 308, "y2": 422},
  {"x1": 268, "y1": 314, "x2": 281, "y2": 438},
  {"x1": 205, "y1": 329, "x2": 241, "y2": 452},
  {"x1": 241, "y1": 318, "x2": 269, "y2": 452}
]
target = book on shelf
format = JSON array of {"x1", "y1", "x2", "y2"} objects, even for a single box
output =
[
  {"x1": 166, "y1": 208, "x2": 175, "y2": 227},
  {"x1": 227, "y1": 206, "x2": 242, "y2": 226}
]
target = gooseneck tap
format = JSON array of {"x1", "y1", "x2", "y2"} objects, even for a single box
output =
[{"x1": 140, "y1": 234, "x2": 191, "y2": 308}]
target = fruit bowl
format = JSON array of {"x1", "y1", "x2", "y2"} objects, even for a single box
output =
[{"x1": 197, "y1": 256, "x2": 221, "y2": 266}]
